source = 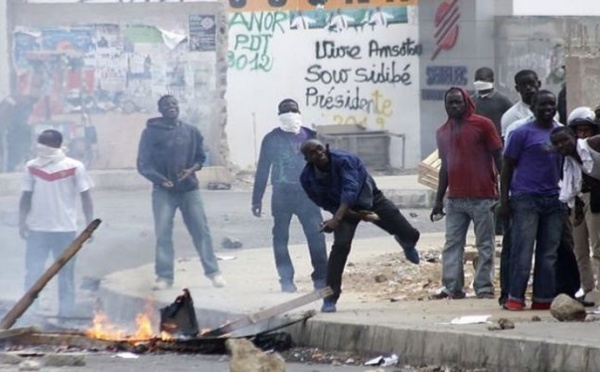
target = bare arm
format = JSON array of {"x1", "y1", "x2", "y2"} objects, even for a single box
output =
[
  {"x1": 80, "y1": 190, "x2": 94, "y2": 226},
  {"x1": 18, "y1": 192, "x2": 32, "y2": 239},
  {"x1": 492, "y1": 149, "x2": 503, "y2": 174}
]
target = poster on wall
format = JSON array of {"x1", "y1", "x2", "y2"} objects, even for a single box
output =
[
  {"x1": 226, "y1": 0, "x2": 417, "y2": 12},
  {"x1": 189, "y1": 15, "x2": 217, "y2": 52}
]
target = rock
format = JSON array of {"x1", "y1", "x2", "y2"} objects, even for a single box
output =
[
  {"x1": 497, "y1": 318, "x2": 515, "y2": 329},
  {"x1": 18, "y1": 360, "x2": 40, "y2": 371},
  {"x1": 207, "y1": 182, "x2": 231, "y2": 190},
  {"x1": 550, "y1": 294, "x2": 587, "y2": 322},
  {"x1": 531, "y1": 315, "x2": 542, "y2": 322},
  {"x1": 43, "y1": 353, "x2": 86, "y2": 367},
  {"x1": 222, "y1": 236, "x2": 243, "y2": 249},
  {"x1": 463, "y1": 251, "x2": 478, "y2": 262},
  {"x1": 374, "y1": 274, "x2": 387, "y2": 283},
  {"x1": 226, "y1": 338, "x2": 285, "y2": 372},
  {"x1": 585, "y1": 314, "x2": 600, "y2": 322}
]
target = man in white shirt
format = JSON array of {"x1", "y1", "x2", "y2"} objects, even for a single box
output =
[
  {"x1": 19, "y1": 129, "x2": 94, "y2": 317},
  {"x1": 368, "y1": 7, "x2": 394, "y2": 29},
  {"x1": 290, "y1": 11, "x2": 316, "y2": 30},
  {"x1": 500, "y1": 70, "x2": 541, "y2": 139},
  {"x1": 327, "y1": 9, "x2": 354, "y2": 32}
]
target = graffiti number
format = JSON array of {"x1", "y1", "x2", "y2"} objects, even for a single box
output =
[{"x1": 229, "y1": 0, "x2": 246, "y2": 8}]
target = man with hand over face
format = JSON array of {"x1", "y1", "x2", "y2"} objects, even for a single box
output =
[
  {"x1": 137, "y1": 95, "x2": 225, "y2": 291},
  {"x1": 252, "y1": 99, "x2": 328, "y2": 293}
]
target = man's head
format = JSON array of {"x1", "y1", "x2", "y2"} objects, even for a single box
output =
[
  {"x1": 301, "y1": 139, "x2": 329, "y2": 169},
  {"x1": 568, "y1": 106, "x2": 598, "y2": 139},
  {"x1": 514, "y1": 70, "x2": 540, "y2": 105},
  {"x1": 444, "y1": 88, "x2": 467, "y2": 119},
  {"x1": 474, "y1": 67, "x2": 494, "y2": 83},
  {"x1": 550, "y1": 126, "x2": 577, "y2": 157},
  {"x1": 278, "y1": 99, "x2": 300, "y2": 115},
  {"x1": 158, "y1": 95, "x2": 179, "y2": 120},
  {"x1": 531, "y1": 90, "x2": 557, "y2": 123},
  {"x1": 38, "y1": 129, "x2": 63, "y2": 149}
]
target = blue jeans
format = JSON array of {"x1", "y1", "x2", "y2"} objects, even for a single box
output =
[
  {"x1": 25, "y1": 231, "x2": 76, "y2": 316},
  {"x1": 152, "y1": 188, "x2": 219, "y2": 282},
  {"x1": 509, "y1": 194, "x2": 565, "y2": 304},
  {"x1": 272, "y1": 186, "x2": 328, "y2": 288},
  {"x1": 442, "y1": 198, "x2": 495, "y2": 296}
]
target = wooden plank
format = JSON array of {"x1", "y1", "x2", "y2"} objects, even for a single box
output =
[
  {"x1": 0, "y1": 219, "x2": 102, "y2": 330},
  {"x1": 0, "y1": 326, "x2": 39, "y2": 341},
  {"x1": 203, "y1": 287, "x2": 333, "y2": 337}
]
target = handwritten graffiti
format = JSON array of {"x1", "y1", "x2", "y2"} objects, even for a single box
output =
[
  {"x1": 304, "y1": 86, "x2": 392, "y2": 115},
  {"x1": 226, "y1": 0, "x2": 417, "y2": 12},
  {"x1": 315, "y1": 38, "x2": 421, "y2": 60},
  {"x1": 228, "y1": 11, "x2": 288, "y2": 72},
  {"x1": 329, "y1": 89, "x2": 393, "y2": 128},
  {"x1": 306, "y1": 62, "x2": 412, "y2": 85}
]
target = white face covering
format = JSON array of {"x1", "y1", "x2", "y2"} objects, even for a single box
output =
[
  {"x1": 278, "y1": 112, "x2": 302, "y2": 134},
  {"x1": 30, "y1": 143, "x2": 66, "y2": 168},
  {"x1": 473, "y1": 80, "x2": 494, "y2": 92}
]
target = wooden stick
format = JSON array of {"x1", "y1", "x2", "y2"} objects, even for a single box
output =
[
  {"x1": 0, "y1": 326, "x2": 40, "y2": 341},
  {"x1": 0, "y1": 219, "x2": 102, "y2": 330}
]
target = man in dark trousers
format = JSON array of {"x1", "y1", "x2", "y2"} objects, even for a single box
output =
[
  {"x1": 430, "y1": 87, "x2": 502, "y2": 300},
  {"x1": 472, "y1": 67, "x2": 513, "y2": 137},
  {"x1": 252, "y1": 99, "x2": 328, "y2": 293},
  {"x1": 300, "y1": 139, "x2": 420, "y2": 312},
  {"x1": 137, "y1": 95, "x2": 225, "y2": 290}
]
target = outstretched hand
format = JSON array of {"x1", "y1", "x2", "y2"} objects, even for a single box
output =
[{"x1": 251, "y1": 203, "x2": 262, "y2": 217}]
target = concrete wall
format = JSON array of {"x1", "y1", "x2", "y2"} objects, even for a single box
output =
[
  {"x1": 418, "y1": 0, "x2": 496, "y2": 157},
  {"x1": 0, "y1": 1, "x2": 8, "y2": 99},
  {"x1": 7, "y1": 0, "x2": 229, "y2": 168},
  {"x1": 226, "y1": 4, "x2": 422, "y2": 170},
  {"x1": 512, "y1": 0, "x2": 600, "y2": 16}
]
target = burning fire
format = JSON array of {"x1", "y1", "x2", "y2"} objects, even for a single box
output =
[{"x1": 86, "y1": 311, "x2": 173, "y2": 341}]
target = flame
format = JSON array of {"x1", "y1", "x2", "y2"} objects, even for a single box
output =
[{"x1": 85, "y1": 310, "x2": 174, "y2": 342}]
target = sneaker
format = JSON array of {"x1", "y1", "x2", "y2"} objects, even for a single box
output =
[
  {"x1": 152, "y1": 278, "x2": 173, "y2": 291},
  {"x1": 531, "y1": 302, "x2": 551, "y2": 310},
  {"x1": 394, "y1": 236, "x2": 420, "y2": 264},
  {"x1": 476, "y1": 292, "x2": 495, "y2": 299},
  {"x1": 211, "y1": 275, "x2": 226, "y2": 288},
  {"x1": 502, "y1": 299, "x2": 525, "y2": 311},
  {"x1": 576, "y1": 295, "x2": 595, "y2": 307},
  {"x1": 281, "y1": 282, "x2": 298, "y2": 293},
  {"x1": 429, "y1": 289, "x2": 466, "y2": 300},
  {"x1": 321, "y1": 299, "x2": 337, "y2": 313}
]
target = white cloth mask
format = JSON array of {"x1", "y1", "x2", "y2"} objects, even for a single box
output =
[
  {"x1": 278, "y1": 112, "x2": 302, "y2": 134},
  {"x1": 30, "y1": 143, "x2": 66, "y2": 168},
  {"x1": 473, "y1": 80, "x2": 494, "y2": 92}
]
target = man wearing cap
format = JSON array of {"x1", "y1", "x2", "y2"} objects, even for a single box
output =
[{"x1": 551, "y1": 107, "x2": 600, "y2": 304}]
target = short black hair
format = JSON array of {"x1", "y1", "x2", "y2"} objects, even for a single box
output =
[
  {"x1": 278, "y1": 98, "x2": 298, "y2": 112},
  {"x1": 514, "y1": 69, "x2": 538, "y2": 84},
  {"x1": 531, "y1": 89, "x2": 555, "y2": 106},
  {"x1": 158, "y1": 94, "x2": 176, "y2": 106},
  {"x1": 474, "y1": 67, "x2": 494, "y2": 80},
  {"x1": 38, "y1": 129, "x2": 63, "y2": 148},
  {"x1": 550, "y1": 125, "x2": 575, "y2": 138}
]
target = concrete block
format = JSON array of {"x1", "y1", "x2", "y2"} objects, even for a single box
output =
[
  {"x1": 18, "y1": 360, "x2": 40, "y2": 371},
  {"x1": 355, "y1": 325, "x2": 376, "y2": 353},
  {"x1": 0, "y1": 352, "x2": 23, "y2": 365},
  {"x1": 321, "y1": 322, "x2": 342, "y2": 352},
  {"x1": 370, "y1": 326, "x2": 394, "y2": 354},
  {"x1": 337, "y1": 323, "x2": 365, "y2": 352},
  {"x1": 42, "y1": 353, "x2": 86, "y2": 367}
]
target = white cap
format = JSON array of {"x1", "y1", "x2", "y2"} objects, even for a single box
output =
[{"x1": 568, "y1": 106, "x2": 596, "y2": 127}]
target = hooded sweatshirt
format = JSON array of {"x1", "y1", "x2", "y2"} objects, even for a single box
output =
[
  {"x1": 137, "y1": 117, "x2": 206, "y2": 193},
  {"x1": 436, "y1": 87, "x2": 502, "y2": 198}
]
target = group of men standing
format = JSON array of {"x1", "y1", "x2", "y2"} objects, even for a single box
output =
[{"x1": 433, "y1": 66, "x2": 600, "y2": 310}]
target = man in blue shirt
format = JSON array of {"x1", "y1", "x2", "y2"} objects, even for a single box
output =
[
  {"x1": 300, "y1": 139, "x2": 420, "y2": 312},
  {"x1": 252, "y1": 99, "x2": 328, "y2": 293}
]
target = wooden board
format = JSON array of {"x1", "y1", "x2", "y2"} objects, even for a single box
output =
[{"x1": 418, "y1": 150, "x2": 440, "y2": 190}]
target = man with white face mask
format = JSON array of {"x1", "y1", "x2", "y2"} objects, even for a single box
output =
[
  {"x1": 252, "y1": 99, "x2": 328, "y2": 293},
  {"x1": 472, "y1": 67, "x2": 513, "y2": 137},
  {"x1": 19, "y1": 129, "x2": 94, "y2": 317}
]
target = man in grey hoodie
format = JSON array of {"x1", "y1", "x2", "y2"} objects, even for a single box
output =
[{"x1": 137, "y1": 95, "x2": 225, "y2": 290}]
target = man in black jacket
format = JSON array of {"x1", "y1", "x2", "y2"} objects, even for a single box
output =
[
  {"x1": 252, "y1": 99, "x2": 328, "y2": 293},
  {"x1": 137, "y1": 95, "x2": 225, "y2": 290}
]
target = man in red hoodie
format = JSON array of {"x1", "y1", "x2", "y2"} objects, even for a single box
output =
[{"x1": 430, "y1": 87, "x2": 503, "y2": 299}]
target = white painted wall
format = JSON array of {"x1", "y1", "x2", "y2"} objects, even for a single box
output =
[
  {"x1": 0, "y1": 0, "x2": 8, "y2": 99},
  {"x1": 512, "y1": 0, "x2": 600, "y2": 16},
  {"x1": 226, "y1": 7, "x2": 421, "y2": 170}
]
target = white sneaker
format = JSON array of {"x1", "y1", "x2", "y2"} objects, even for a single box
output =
[
  {"x1": 211, "y1": 275, "x2": 226, "y2": 288},
  {"x1": 152, "y1": 278, "x2": 172, "y2": 291}
]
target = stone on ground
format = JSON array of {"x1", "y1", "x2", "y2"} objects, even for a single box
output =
[
  {"x1": 43, "y1": 353, "x2": 86, "y2": 367},
  {"x1": 226, "y1": 338, "x2": 285, "y2": 372},
  {"x1": 550, "y1": 294, "x2": 587, "y2": 322}
]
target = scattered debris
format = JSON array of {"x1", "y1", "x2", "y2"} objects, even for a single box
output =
[
  {"x1": 390, "y1": 296, "x2": 407, "y2": 302},
  {"x1": 487, "y1": 318, "x2": 515, "y2": 331},
  {"x1": 207, "y1": 182, "x2": 232, "y2": 190},
  {"x1": 448, "y1": 315, "x2": 490, "y2": 325},
  {"x1": 221, "y1": 237, "x2": 243, "y2": 249},
  {"x1": 374, "y1": 274, "x2": 388, "y2": 283},
  {"x1": 216, "y1": 255, "x2": 237, "y2": 261},
  {"x1": 531, "y1": 316, "x2": 542, "y2": 322},
  {"x1": 226, "y1": 338, "x2": 285, "y2": 372},
  {"x1": 584, "y1": 314, "x2": 600, "y2": 322},
  {"x1": 409, "y1": 212, "x2": 419, "y2": 218},
  {"x1": 113, "y1": 352, "x2": 139, "y2": 359},
  {"x1": 365, "y1": 353, "x2": 399, "y2": 367},
  {"x1": 18, "y1": 360, "x2": 40, "y2": 371},
  {"x1": 43, "y1": 352, "x2": 86, "y2": 367},
  {"x1": 550, "y1": 294, "x2": 587, "y2": 322}
]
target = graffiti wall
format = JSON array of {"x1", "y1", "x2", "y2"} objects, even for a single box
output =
[{"x1": 226, "y1": 1, "x2": 421, "y2": 169}]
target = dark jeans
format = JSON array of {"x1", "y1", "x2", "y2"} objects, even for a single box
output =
[
  {"x1": 509, "y1": 194, "x2": 565, "y2": 304},
  {"x1": 327, "y1": 190, "x2": 420, "y2": 302},
  {"x1": 271, "y1": 186, "x2": 328, "y2": 288},
  {"x1": 499, "y1": 216, "x2": 512, "y2": 303},
  {"x1": 556, "y1": 217, "x2": 580, "y2": 297},
  {"x1": 25, "y1": 231, "x2": 76, "y2": 316},
  {"x1": 152, "y1": 188, "x2": 219, "y2": 282}
]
